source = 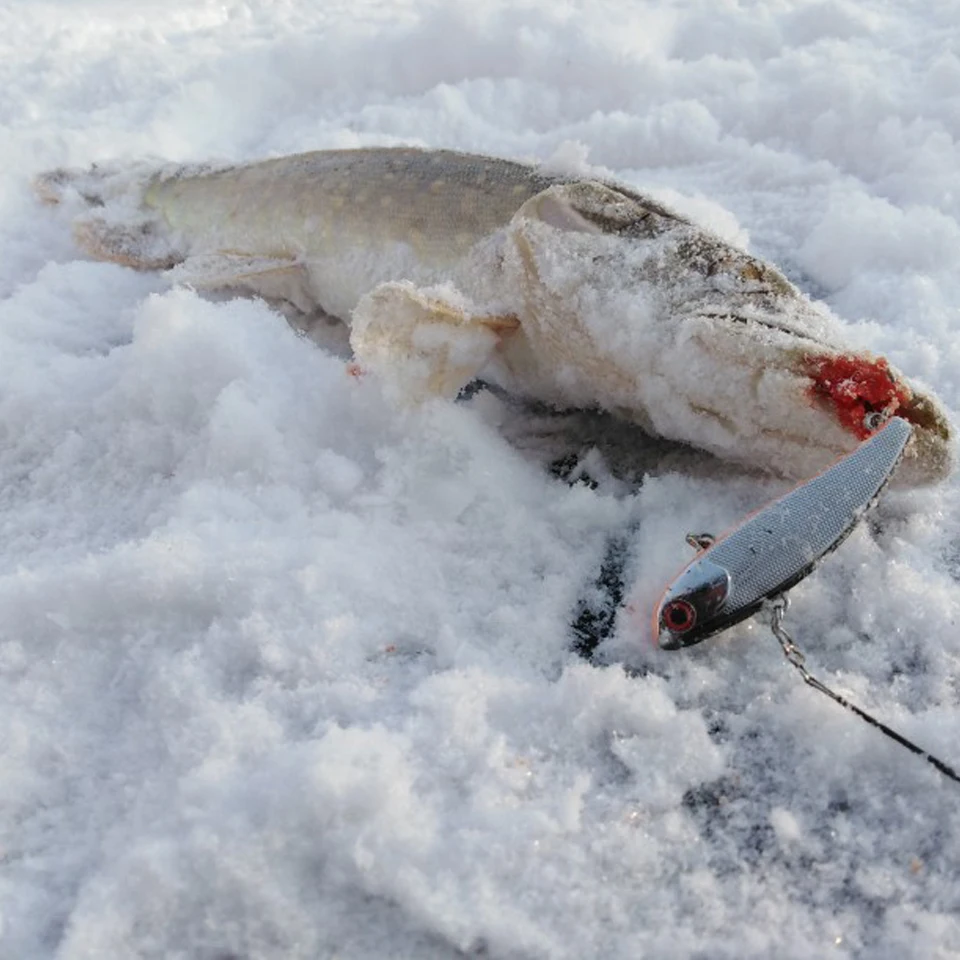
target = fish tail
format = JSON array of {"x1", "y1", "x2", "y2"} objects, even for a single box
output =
[
  {"x1": 71, "y1": 217, "x2": 183, "y2": 270},
  {"x1": 33, "y1": 160, "x2": 141, "y2": 207},
  {"x1": 33, "y1": 161, "x2": 185, "y2": 269},
  {"x1": 33, "y1": 167, "x2": 80, "y2": 206}
]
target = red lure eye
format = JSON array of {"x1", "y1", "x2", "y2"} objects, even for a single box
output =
[{"x1": 662, "y1": 599, "x2": 696, "y2": 633}]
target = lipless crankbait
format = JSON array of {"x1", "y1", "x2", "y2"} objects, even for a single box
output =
[
  {"x1": 652, "y1": 415, "x2": 960, "y2": 785},
  {"x1": 654, "y1": 416, "x2": 912, "y2": 650}
]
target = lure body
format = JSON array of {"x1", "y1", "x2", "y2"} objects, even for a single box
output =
[{"x1": 655, "y1": 417, "x2": 912, "y2": 649}]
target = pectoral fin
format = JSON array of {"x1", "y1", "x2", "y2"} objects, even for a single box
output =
[
  {"x1": 170, "y1": 253, "x2": 316, "y2": 314},
  {"x1": 350, "y1": 281, "x2": 520, "y2": 402}
]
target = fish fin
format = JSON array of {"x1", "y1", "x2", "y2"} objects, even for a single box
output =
[
  {"x1": 171, "y1": 253, "x2": 316, "y2": 314},
  {"x1": 72, "y1": 216, "x2": 182, "y2": 270},
  {"x1": 33, "y1": 165, "x2": 118, "y2": 207},
  {"x1": 350, "y1": 281, "x2": 519, "y2": 401},
  {"x1": 34, "y1": 160, "x2": 163, "y2": 208},
  {"x1": 35, "y1": 164, "x2": 183, "y2": 268},
  {"x1": 33, "y1": 168, "x2": 78, "y2": 206}
]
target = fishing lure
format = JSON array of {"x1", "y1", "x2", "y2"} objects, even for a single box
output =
[
  {"x1": 653, "y1": 416, "x2": 960, "y2": 785},
  {"x1": 654, "y1": 416, "x2": 912, "y2": 650}
]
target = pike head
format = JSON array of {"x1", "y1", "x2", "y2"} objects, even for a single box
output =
[{"x1": 497, "y1": 181, "x2": 952, "y2": 485}]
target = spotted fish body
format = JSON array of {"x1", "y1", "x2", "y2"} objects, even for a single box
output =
[
  {"x1": 35, "y1": 148, "x2": 953, "y2": 484},
  {"x1": 137, "y1": 150, "x2": 558, "y2": 318}
]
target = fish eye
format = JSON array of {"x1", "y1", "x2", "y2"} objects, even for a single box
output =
[{"x1": 662, "y1": 599, "x2": 696, "y2": 633}]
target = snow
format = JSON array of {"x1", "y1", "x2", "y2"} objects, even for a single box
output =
[{"x1": 2, "y1": 1, "x2": 960, "y2": 958}]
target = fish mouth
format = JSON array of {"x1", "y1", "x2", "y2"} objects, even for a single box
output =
[
  {"x1": 803, "y1": 353, "x2": 953, "y2": 484},
  {"x1": 707, "y1": 313, "x2": 948, "y2": 448},
  {"x1": 803, "y1": 354, "x2": 951, "y2": 462},
  {"x1": 692, "y1": 312, "x2": 953, "y2": 484},
  {"x1": 804, "y1": 354, "x2": 912, "y2": 440}
]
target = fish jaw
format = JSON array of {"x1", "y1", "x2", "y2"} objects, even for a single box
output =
[
  {"x1": 676, "y1": 314, "x2": 953, "y2": 485},
  {"x1": 803, "y1": 352, "x2": 953, "y2": 485},
  {"x1": 804, "y1": 354, "x2": 910, "y2": 440}
]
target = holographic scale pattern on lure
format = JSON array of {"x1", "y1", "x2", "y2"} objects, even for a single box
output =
[{"x1": 655, "y1": 417, "x2": 912, "y2": 650}]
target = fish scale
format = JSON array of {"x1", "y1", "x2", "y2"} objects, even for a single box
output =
[{"x1": 147, "y1": 149, "x2": 564, "y2": 262}]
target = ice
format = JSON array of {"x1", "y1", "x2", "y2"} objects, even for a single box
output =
[{"x1": 2, "y1": 1, "x2": 960, "y2": 958}]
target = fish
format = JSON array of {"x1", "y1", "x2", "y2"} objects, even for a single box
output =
[
  {"x1": 654, "y1": 415, "x2": 912, "y2": 649},
  {"x1": 33, "y1": 147, "x2": 952, "y2": 484}
]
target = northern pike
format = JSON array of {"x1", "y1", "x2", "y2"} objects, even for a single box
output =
[{"x1": 34, "y1": 148, "x2": 952, "y2": 484}]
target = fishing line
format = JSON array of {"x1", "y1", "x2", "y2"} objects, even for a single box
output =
[
  {"x1": 568, "y1": 415, "x2": 956, "y2": 788},
  {"x1": 765, "y1": 596, "x2": 960, "y2": 786}
]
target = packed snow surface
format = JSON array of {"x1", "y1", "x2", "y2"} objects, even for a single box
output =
[{"x1": 3, "y1": 1, "x2": 960, "y2": 958}]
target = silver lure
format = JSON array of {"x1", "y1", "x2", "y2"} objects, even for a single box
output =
[{"x1": 654, "y1": 417, "x2": 912, "y2": 649}]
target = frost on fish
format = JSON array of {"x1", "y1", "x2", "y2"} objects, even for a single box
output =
[{"x1": 34, "y1": 148, "x2": 953, "y2": 485}]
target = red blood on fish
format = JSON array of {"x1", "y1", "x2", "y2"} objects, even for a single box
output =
[{"x1": 805, "y1": 355, "x2": 911, "y2": 439}]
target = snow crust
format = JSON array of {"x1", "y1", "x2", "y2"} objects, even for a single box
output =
[{"x1": 2, "y1": 1, "x2": 960, "y2": 958}]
